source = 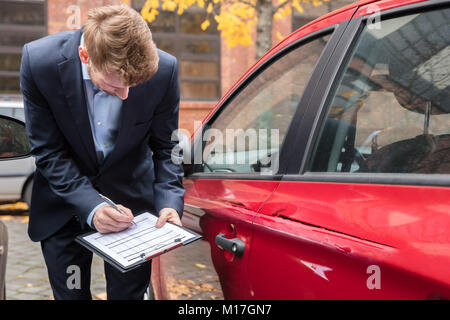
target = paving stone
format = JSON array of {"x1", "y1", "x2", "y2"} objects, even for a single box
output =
[
  {"x1": 9, "y1": 292, "x2": 43, "y2": 300},
  {"x1": 1, "y1": 215, "x2": 223, "y2": 300}
]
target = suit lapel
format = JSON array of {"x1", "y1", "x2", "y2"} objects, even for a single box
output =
[{"x1": 58, "y1": 29, "x2": 98, "y2": 168}]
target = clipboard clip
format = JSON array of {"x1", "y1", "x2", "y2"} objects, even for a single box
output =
[{"x1": 140, "y1": 237, "x2": 184, "y2": 261}]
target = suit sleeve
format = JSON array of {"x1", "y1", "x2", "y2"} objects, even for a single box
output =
[
  {"x1": 148, "y1": 58, "x2": 185, "y2": 218},
  {"x1": 20, "y1": 44, "x2": 104, "y2": 227}
]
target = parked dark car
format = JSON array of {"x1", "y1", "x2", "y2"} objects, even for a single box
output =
[
  {"x1": 173, "y1": 0, "x2": 450, "y2": 299},
  {"x1": 0, "y1": 114, "x2": 30, "y2": 299},
  {"x1": 0, "y1": 98, "x2": 35, "y2": 207}
]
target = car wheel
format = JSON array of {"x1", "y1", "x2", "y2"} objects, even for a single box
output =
[{"x1": 23, "y1": 178, "x2": 33, "y2": 208}]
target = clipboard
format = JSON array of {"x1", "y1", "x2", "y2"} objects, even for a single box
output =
[{"x1": 75, "y1": 211, "x2": 202, "y2": 273}]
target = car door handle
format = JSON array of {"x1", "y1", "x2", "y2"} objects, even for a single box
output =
[{"x1": 215, "y1": 233, "x2": 245, "y2": 257}]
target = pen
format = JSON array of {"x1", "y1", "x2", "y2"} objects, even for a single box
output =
[{"x1": 99, "y1": 193, "x2": 137, "y2": 226}]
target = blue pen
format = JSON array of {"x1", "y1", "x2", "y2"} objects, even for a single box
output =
[{"x1": 99, "y1": 194, "x2": 137, "y2": 226}]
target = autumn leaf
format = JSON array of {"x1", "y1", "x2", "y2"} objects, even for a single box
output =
[
  {"x1": 139, "y1": 0, "x2": 329, "y2": 56},
  {"x1": 201, "y1": 19, "x2": 210, "y2": 31}
]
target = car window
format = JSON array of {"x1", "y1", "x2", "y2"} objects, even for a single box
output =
[
  {"x1": 0, "y1": 116, "x2": 29, "y2": 157},
  {"x1": 196, "y1": 33, "x2": 331, "y2": 175},
  {"x1": 310, "y1": 8, "x2": 450, "y2": 174}
]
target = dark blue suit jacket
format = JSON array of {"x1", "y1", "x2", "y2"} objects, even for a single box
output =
[{"x1": 20, "y1": 29, "x2": 185, "y2": 242}]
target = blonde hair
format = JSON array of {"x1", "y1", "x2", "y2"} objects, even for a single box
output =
[{"x1": 83, "y1": 5, "x2": 159, "y2": 85}]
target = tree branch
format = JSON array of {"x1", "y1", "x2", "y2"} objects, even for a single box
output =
[
  {"x1": 275, "y1": 0, "x2": 292, "y2": 12},
  {"x1": 239, "y1": 0, "x2": 257, "y2": 9}
]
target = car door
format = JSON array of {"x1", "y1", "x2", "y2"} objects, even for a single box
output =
[
  {"x1": 181, "y1": 15, "x2": 348, "y2": 299},
  {"x1": 248, "y1": 0, "x2": 450, "y2": 299}
]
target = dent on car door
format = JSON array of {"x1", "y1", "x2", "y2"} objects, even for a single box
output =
[
  {"x1": 181, "y1": 26, "x2": 336, "y2": 298},
  {"x1": 250, "y1": 3, "x2": 450, "y2": 299}
]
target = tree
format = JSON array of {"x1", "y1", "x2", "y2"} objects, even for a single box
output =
[{"x1": 139, "y1": 0, "x2": 329, "y2": 60}]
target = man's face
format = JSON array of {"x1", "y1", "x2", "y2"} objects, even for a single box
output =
[{"x1": 79, "y1": 45, "x2": 131, "y2": 100}]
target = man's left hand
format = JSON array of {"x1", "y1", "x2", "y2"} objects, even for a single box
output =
[{"x1": 155, "y1": 208, "x2": 181, "y2": 228}]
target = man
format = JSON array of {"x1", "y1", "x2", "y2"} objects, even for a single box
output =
[{"x1": 20, "y1": 5, "x2": 185, "y2": 300}]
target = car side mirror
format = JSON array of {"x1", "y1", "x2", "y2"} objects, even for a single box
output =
[{"x1": 0, "y1": 115, "x2": 30, "y2": 159}]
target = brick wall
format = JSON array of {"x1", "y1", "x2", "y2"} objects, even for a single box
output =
[
  {"x1": 47, "y1": 0, "x2": 122, "y2": 35},
  {"x1": 45, "y1": 1, "x2": 346, "y2": 136},
  {"x1": 47, "y1": 0, "x2": 212, "y2": 135}
]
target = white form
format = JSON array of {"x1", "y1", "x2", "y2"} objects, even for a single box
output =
[{"x1": 82, "y1": 212, "x2": 196, "y2": 269}]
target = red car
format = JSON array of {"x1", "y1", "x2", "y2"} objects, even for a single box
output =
[{"x1": 177, "y1": 0, "x2": 450, "y2": 299}]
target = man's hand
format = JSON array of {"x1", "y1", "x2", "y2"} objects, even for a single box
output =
[
  {"x1": 93, "y1": 204, "x2": 134, "y2": 234},
  {"x1": 155, "y1": 208, "x2": 181, "y2": 228}
]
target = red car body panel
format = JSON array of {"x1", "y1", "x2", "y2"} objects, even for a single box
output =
[
  {"x1": 249, "y1": 181, "x2": 450, "y2": 299},
  {"x1": 354, "y1": 0, "x2": 427, "y2": 18},
  {"x1": 180, "y1": 0, "x2": 450, "y2": 300},
  {"x1": 183, "y1": 179, "x2": 280, "y2": 299}
]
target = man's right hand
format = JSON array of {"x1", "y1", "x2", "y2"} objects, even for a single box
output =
[{"x1": 92, "y1": 204, "x2": 134, "y2": 234}]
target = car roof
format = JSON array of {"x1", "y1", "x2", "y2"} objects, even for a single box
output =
[{"x1": 298, "y1": 0, "x2": 379, "y2": 32}]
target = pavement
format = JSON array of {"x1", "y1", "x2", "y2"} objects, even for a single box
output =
[{"x1": 0, "y1": 212, "x2": 223, "y2": 300}]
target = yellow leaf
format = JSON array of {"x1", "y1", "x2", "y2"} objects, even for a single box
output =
[
  {"x1": 201, "y1": 19, "x2": 210, "y2": 31},
  {"x1": 195, "y1": 263, "x2": 207, "y2": 269},
  {"x1": 197, "y1": 0, "x2": 205, "y2": 8},
  {"x1": 276, "y1": 31, "x2": 284, "y2": 41},
  {"x1": 292, "y1": 0, "x2": 304, "y2": 14},
  {"x1": 341, "y1": 91, "x2": 358, "y2": 98},
  {"x1": 94, "y1": 292, "x2": 107, "y2": 300},
  {"x1": 162, "y1": 1, "x2": 177, "y2": 11},
  {"x1": 207, "y1": 3, "x2": 213, "y2": 13}
]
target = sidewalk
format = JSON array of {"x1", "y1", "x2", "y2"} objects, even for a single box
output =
[{"x1": 0, "y1": 213, "x2": 223, "y2": 300}]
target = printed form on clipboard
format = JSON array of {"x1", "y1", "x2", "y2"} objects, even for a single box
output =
[{"x1": 76, "y1": 212, "x2": 202, "y2": 273}]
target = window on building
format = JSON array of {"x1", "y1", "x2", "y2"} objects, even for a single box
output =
[
  {"x1": 0, "y1": 0, "x2": 47, "y2": 95},
  {"x1": 132, "y1": 0, "x2": 221, "y2": 101}
]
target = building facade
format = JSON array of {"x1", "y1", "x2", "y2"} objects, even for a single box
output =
[{"x1": 0, "y1": 0, "x2": 354, "y2": 134}]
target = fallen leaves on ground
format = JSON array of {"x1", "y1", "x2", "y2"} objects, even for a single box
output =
[
  {"x1": 165, "y1": 276, "x2": 222, "y2": 300},
  {"x1": 0, "y1": 201, "x2": 28, "y2": 211},
  {"x1": 94, "y1": 292, "x2": 107, "y2": 300},
  {"x1": 0, "y1": 214, "x2": 29, "y2": 224}
]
